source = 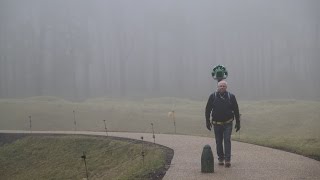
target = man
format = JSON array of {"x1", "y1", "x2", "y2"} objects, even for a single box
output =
[{"x1": 205, "y1": 80, "x2": 240, "y2": 168}]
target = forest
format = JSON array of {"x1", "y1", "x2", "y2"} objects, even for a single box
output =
[{"x1": 0, "y1": 0, "x2": 319, "y2": 101}]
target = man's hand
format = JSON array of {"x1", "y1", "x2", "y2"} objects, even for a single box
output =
[
  {"x1": 206, "y1": 121, "x2": 212, "y2": 131},
  {"x1": 235, "y1": 121, "x2": 240, "y2": 132}
]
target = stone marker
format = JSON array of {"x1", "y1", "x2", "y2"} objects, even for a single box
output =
[{"x1": 201, "y1": 144, "x2": 214, "y2": 173}]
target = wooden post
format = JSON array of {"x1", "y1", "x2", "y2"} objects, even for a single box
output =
[{"x1": 103, "y1": 120, "x2": 108, "y2": 136}]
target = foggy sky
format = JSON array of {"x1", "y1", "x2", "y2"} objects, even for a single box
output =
[{"x1": 0, "y1": 0, "x2": 319, "y2": 101}]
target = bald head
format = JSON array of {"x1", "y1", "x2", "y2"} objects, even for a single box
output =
[{"x1": 217, "y1": 80, "x2": 227, "y2": 93}]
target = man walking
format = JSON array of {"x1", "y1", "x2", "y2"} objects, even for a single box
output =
[{"x1": 205, "y1": 80, "x2": 240, "y2": 168}]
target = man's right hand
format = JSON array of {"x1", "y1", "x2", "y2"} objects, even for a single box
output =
[
  {"x1": 235, "y1": 121, "x2": 240, "y2": 132},
  {"x1": 206, "y1": 121, "x2": 212, "y2": 131}
]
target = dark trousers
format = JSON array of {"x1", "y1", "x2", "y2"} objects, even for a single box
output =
[{"x1": 213, "y1": 122, "x2": 233, "y2": 161}]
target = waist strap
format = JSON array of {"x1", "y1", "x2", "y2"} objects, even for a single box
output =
[{"x1": 212, "y1": 118, "x2": 233, "y2": 125}]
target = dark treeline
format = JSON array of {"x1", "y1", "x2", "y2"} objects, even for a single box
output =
[{"x1": 0, "y1": 0, "x2": 319, "y2": 101}]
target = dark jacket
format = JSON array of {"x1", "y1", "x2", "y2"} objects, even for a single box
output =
[{"x1": 205, "y1": 91, "x2": 240, "y2": 123}]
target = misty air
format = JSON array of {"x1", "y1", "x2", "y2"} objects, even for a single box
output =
[{"x1": 0, "y1": 1, "x2": 319, "y2": 179}]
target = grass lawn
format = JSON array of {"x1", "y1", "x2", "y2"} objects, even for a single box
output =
[
  {"x1": 0, "y1": 96, "x2": 319, "y2": 160},
  {"x1": 0, "y1": 133, "x2": 173, "y2": 180}
]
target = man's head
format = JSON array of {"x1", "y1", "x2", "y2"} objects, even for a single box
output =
[{"x1": 217, "y1": 80, "x2": 227, "y2": 93}]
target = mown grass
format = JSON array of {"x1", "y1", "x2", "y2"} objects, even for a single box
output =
[
  {"x1": 238, "y1": 100, "x2": 320, "y2": 160},
  {"x1": 0, "y1": 134, "x2": 171, "y2": 180},
  {"x1": 0, "y1": 97, "x2": 319, "y2": 160}
]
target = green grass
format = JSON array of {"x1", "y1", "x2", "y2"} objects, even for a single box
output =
[
  {"x1": 0, "y1": 134, "x2": 171, "y2": 180},
  {"x1": 0, "y1": 96, "x2": 319, "y2": 160},
  {"x1": 237, "y1": 100, "x2": 320, "y2": 160}
]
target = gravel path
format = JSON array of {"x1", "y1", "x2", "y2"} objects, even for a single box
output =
[{"x1": 1, "y1": 130, "x2": 320, "y2": 179}]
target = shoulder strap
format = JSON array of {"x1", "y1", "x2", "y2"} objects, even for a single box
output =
[
  {"x1": 228, "y1": 92, "x2": 233, "y2": 104},
  {"x1": 212, "y1": 92, "x2": 217, "y2": 104}
]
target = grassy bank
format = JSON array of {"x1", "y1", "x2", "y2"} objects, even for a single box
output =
[
  {"x1": 0, "y1": 134, "x2": 173, "y2": 180},
  {"x1": 0, "y1": 97, "x2": 319, "y2": 160}
]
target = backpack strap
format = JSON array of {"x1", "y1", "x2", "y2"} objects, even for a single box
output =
[
  {"x1": 212, "y1": 92, "x2": 217, "y2": 104},
  {"x1": 213, "y1": 91, "x2": 231, "y2": 104}
]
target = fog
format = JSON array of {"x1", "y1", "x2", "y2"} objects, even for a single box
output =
[{"x1": 0, "y1": 0, "x2": 319, "y2": 101}]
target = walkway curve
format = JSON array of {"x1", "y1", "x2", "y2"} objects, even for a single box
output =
[{"x1": 1, "y1": 130, "x2": 320, "y2": 179}]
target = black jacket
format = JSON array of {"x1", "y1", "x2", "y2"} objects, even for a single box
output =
[{"x1": 205, "y1": 91, "x2": 240, "y2": 123}]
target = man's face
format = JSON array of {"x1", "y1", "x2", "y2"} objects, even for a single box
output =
[{"x1": 218, "y1": 82, "x2": 227, "y2": 93}]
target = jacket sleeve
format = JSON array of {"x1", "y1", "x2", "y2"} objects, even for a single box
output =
[
  {"x1": 231, "y1": 94, "x2": 240, "y2": 122},
  {"x1": 205, "y1": 94, "x2": 214, "y2": 122}
]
